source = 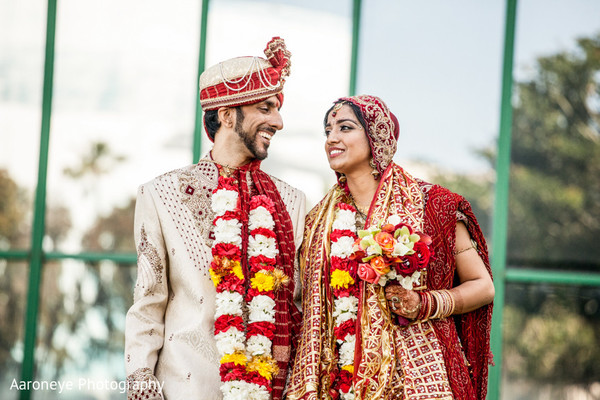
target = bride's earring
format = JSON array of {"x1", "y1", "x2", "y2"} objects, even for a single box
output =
[{"x1": 369, "y1": 159, "x2": 380, "y2": 179}]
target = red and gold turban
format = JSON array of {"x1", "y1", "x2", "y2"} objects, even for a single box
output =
[
  {"x1": 199, "y1": 37, "x2": 291, "y2": 111},
  {"x1": 336, "y1": 95, "x2": 400, "y2": 175}
]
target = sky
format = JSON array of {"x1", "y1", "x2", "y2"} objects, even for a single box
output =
[
  {"x1": 1, "y1": 0, "x2": 600, "y2": 242},
  {"x1": 1, "y1": 0, "x2": 600, "y2": 247}
]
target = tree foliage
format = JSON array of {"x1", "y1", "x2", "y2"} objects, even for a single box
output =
[
  {"x1": 433, "y1": 34, "x2": 600, "y2": 396},
  {"x1": 508, "y1": 34, "x2": 600, "y2": 268}
]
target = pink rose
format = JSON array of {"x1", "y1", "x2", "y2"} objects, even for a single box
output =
[{"x1": 357, "y1": 262, "x2": 380, "y2": 284}]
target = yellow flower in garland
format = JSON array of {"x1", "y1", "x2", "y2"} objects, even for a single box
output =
[
  {"x1": 251, "y1": 271, "x2": 275, "y2": 292},
  {"x1": 221, "y1": 351, "x2": 247, "y2": 366},
  {"x1": 247, "y1": 355, "x2": 279, "y2": 380},
  {"x1": 342, "y1": 365, "x2": 354, "y2": 373},
  {"x1": 330, "y1": 269, "x2": 355, "y2": 289},
  {"x1": 209, "y1": 268, "x2": 221, "y2": 287},
  {"x1": 231, "y1": 261, "x2": 244, "y2": 281}
]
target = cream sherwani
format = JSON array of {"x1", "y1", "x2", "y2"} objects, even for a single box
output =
[{"x1": 125, "y1": 157, "x2": 306, "y2": 400}]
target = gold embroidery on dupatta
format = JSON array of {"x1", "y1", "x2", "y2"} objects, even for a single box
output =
[
  {"x1": 354, "y1": 164, "x2": 452, "y2": 399},
  {"x1": 287, "y1": 187, "x2": 346, "y2": 400},
  {"x1": 344, "y1": 95, "x2": 397, "y2": 174}
]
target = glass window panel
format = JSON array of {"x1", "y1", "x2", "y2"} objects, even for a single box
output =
[
  {"x1": 508, "y1": 0, "x2": 600, "y2": 271},
  {"x1": 0, "y1": 260, "x2": 28, "y2": 400},
  {"x1": 502, "y1": 282, "x2": 600, "y2": 399},
  {"x1": 204, "y1": 0, "x2": 353, "y2": 208},
  {"x1": 358, "y1": 1, "x2": 505, "y2": 238},
  {"x1": 47, "y1": 0, "x2": 201, "y2": 254},
  {"x1": 33, "y1": 260, "x2": 136, "y2": 399},
  {"x1": 0, "y1": 0, "x2": 46, "y2": 250}
]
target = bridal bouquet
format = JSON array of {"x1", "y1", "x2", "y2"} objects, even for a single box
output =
[{"x1": 350, "y1": 215, "x2": 433, "y2": 289}]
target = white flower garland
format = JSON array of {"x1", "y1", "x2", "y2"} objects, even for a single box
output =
[
  {"x1": 210, "y1": 177, "x2": 283, "y2": 400},
  {"x1": 329, "y1": 203, "x2": 359, "y2": 399}
]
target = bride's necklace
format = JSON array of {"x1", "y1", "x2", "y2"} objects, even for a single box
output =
[{"x1": 349, "y1": 193, "x2": 370, "y2": 216}]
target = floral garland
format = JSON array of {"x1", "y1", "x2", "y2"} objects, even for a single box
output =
[
  {"x1": 210, "y1": 175, "x2": 287, "y2": 400},
  {"x1": 329, "y1": 203, "x2": 360, "y2": 400}
]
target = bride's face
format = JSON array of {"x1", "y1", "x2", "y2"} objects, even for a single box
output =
[{"x1": 324, "y1": 104, "x2": 371, "y2": 176}]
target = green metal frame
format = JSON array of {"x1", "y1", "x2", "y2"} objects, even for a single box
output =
[
  {"x1": 349, "y1": 0, "x2": 362, "y2": 96},
  {"x1": 193, "y1": 0, "x2": 210, "y2": 163},
  {"x1": 488, "y1": 0, "x2": 518, "y2": 398},
  {"x1": 18, "y1": 0, "x2": 57, "y2": 398},
  {"x1": 2, "y1": 1, "x2": 599, "y2": 399}
]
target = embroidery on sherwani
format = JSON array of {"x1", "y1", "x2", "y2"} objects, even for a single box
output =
[
  {"x1": 179, "y1": 163, "x2": 216, "y2": 245},
  {"x1": 154, "y1": 161, "x2": 217, "y2": 275},
  {"x1": 136, "y1": 225, "x2": 163, "y2": 297},
  {"x1": 126, "y1": 367, "x2": 163, "y2": 400},
  {"x1": 177, "y1": 325, "x2": 220, "y2": 364}
]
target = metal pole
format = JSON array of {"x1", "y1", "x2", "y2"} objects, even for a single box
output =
[
  {"x1": 349, "y1": 0, "x2": 362, "y2": 96},
  {"x1": 193, "y1": 0, "x2": 210, "y2": 164},
  {"x1": 20, "y1": 0, "x2": 58, "y2": 398},
  {"x1": 489, "y1": 0, "x2": 518, "y2": 398}
]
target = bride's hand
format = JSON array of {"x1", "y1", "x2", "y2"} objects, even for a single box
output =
[{"x1": 384, "y1": 284, "x2": 421, "y2": 319}]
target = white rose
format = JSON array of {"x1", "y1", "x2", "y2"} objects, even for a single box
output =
[
  {"x1": 246, "y1": 334, "x2": 272, "y2": 356},
  {"x1": 248, "y1": 295, "x2": 276, "y2": 322},
  {"x1": 330, "y1": 236, "x2": 355, "y2": 258},
  {"x1": 411, "y1": 270, "x2": 421, "y2": 284},
  {"x1": 333, "y1": 209, "x2": 357, "y2": 231},
  {"x1": 215, "y1": 291, "x2": 244, "y2": 317},
  {"x1": 386, "y1": 214, "x2": 401, "y2": 226},
  {"x1": 212, "y1": 189, "x2": 238, "y2": 215},
  {"x1": 248, "y1": 234, "x2": 278, "y2": 258},
  {"x1": 249, "y1": 207, "x2": 275, "y2": 230},
  {"x1": 377, "y1": 275, "x2": 389, "y2": 286},
  {"x1": 399, "y1": 275, "x2": 414, "y2": 290}
]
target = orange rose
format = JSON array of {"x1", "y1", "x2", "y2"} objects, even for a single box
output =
[
  {"x1": 374, "y1": 232, "x2": 395, "y2": 253},
  {"x1": 381, "y1": 223, "x2": 396, "y2": 234},
  {"x1": 370, "y1": 256, "x2": 390, "y2": 275}
]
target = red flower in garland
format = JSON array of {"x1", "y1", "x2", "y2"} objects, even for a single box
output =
[
  {"x1": 212, "y1": 243, "x2": 241, "y2": 259},
  {"x1": 249, "y1": 194, "x2": 276, "y2": 213},
  {"x1": 250, "y1": 227, "x2": 277, "y2": 239},
  {"x1": 220, "y1": 363, "x2": 246, "y2": 382},
  {"x1": 215, "y1": 315, "x2": 244, "y2": 334},
  {"x1": 334, "y1": 319, "x2": 356, "y2": 341},
  {"x1": 247, "y1": 321, "x2": 276, "y2": 340}
]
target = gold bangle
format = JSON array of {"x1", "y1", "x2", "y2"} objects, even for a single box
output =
[{"x1": 430, "y1": 289, "x2": 456, "y2": 319}]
